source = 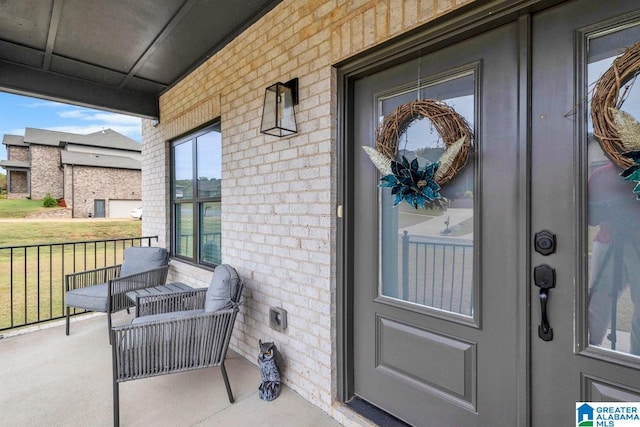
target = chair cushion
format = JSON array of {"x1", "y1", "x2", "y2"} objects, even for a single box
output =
[
  {"x1": 204, "y1": 264, "x2": 240, "y2": 312},
  {"x1": 66, "y1": 283, "x2": 108, "y2": 312},
  {"x1": 119, "y1": 247, "x2": 168, "y2": 277},
  {"x1": 131, "y1": 309, "x2": 205, "y2": 325}
]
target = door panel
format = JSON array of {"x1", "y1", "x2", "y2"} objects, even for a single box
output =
[
  {"x1": 531, "y1": 0, "x2": 640, "y2": 425},
  {"x1": 352, "y1": 23, "x2": 520, "y2": 426}
]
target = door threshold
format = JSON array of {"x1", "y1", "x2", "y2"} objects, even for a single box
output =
[{"x1": 346, "y1": 397, "x2": 411, "y2": 427}]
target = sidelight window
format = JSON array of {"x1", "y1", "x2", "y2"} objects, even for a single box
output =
[{"x1": 586, "y1": 23, "x2": 640, "y2": 357}]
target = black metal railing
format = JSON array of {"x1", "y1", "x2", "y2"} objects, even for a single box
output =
[
  {"x1": 0, "y1": 236, "x2": 158, "y2": 332},
  {"x1": 400, "y1": 231, "x2": 474, "y2": 316}
]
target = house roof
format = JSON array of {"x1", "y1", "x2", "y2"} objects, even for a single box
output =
[
  {"x1": 60, "y1": 151, "x2": 140, "y2": 170},
  {"x1": 0, "y1": 159, "x2": 30, "y2": 169},
  {"x1": 0, "y1": 0, "x2": 281, "y2": 118},
  {"x1": 2, "y1": 134, "x2": 26, "y2": 146},
  {"x1": 23, "y1": 128, "x2": 84, "y2": 147},
  {"x1": 78, "y1": 129, "x2": 142, "y2": 152},
  {"x1": 23, "y1": 127, "x2": 141, "y2": 151}
]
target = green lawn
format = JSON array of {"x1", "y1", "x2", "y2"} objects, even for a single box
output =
[
  {"x1": 0, "y1": 198, "x2": 53, "y2": 219},
  {"x1": 0, "y1": 242, "x2": 123, "y2": 329},
  {"x1": 0, "y1": 214, "x2": 143, "y2": 331},
  {"x1": 0, "y1": 198, "x2": 142, "y2": 246},
  {"x1": 0, "y1": 220, "x2": 141, "y2": 247}
]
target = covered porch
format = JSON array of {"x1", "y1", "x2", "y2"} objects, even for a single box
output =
[
  {"x1": 0, "y1": 312, "x2": 344, "y2": 427},
  {"x1": 9, "y1": 0, "x2": 640, "y2": 425}
]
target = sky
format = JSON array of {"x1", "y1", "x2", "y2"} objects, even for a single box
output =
[{"x1": 0, "y1": 91, "x2": 142, "y2": 161}]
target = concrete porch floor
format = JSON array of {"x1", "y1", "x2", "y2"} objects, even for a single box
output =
[{"x1": 0, "y1": 312, "x2": 345, "y2": 427}]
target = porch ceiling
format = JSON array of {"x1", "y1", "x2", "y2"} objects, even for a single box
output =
[{"x1": 0, "y1": 0, "x2": 281, "y2": 118}]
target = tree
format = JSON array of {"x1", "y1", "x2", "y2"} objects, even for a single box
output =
[{"x1": 0, "y1": 172, "x2": 6, "y2": 194}]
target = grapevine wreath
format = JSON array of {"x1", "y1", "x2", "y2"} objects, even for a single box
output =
[
  {"x1": 591, "y1": 41, "x2": 640, "y2": 199},
  {"x1": 363, "y1": 99, "x2": 473, "y2": 209}
]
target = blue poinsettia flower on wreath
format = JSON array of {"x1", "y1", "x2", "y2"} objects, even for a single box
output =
[
  {"x1": 621, "y1": 150, "x2": 640, "y2": 200},
  {"x1": 379, "y1": 156, "x2": 442, "y2": 209}
]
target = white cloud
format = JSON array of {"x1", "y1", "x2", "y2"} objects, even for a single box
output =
[
  {"x1": 8, "y1": 128, "x2": 26, "y2": 135},
  {"x1": 58, "y1": 110, "x2": 86, "y2": 119},
  {"x1": 83, "y1": 112, "x2": 142, "y2": 126},
  {"x1": 22, "y1": 100, "x2": 68, "y2": 109},
  {"x1": 16, "y1": 99, "x2": 142, "y2": 141},
  {"x1": 53, "y1": 109, "x2": 142, "y2": 141},
  {"x1": 0, "y1": 97, "x2": 142, "y2": 156}
]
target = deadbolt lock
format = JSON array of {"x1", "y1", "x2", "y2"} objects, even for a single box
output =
[{"x1": 534, "y1": 230, "x2": 556, "y2": 256}]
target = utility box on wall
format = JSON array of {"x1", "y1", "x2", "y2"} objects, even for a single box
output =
[{"x1": 269, "y1": 307, "x2": 287, "y2": 332}]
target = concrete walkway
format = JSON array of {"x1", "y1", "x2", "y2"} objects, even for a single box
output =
[{"x1": 0, "y1": 312, "x2": 345, "y2": 427}]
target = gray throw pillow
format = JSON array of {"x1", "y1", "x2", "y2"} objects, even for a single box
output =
[
  {"x1": 119, "y1": 247, "x2": 168, "y2": 277},
  {"x1": 204, "y1": 264, "x2": 240, "y2": 312}
]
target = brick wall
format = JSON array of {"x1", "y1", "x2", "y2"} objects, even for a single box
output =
[
  {"x1": 8, "y1": 146, "x2": 29, "y2": 161},
  {"x1": 7, "y1": 170, "x2": 28, "y2": 195},
  {"x1": 65, "y1": 165, "x2": 141, "y2": 218},
  {"x1": 141, "y1": 0, "x2": 473, "y2": 423},
  {"x1": 63, "y1": 167, "x2": 72, "y2": 209},
  {"x1": 30, "y1": 145, "x2": 63, "y2": 200},
  {"x1": 6, "y1": 146, "x2": 31, "y2": 197}
]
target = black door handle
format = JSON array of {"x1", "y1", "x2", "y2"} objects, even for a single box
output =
[
  {"x1": 534, "y1": 264, "x2": 556, "y2": 341},
  {"x1": 538, "y1": 289, "x2": 552, "y2": 341}
]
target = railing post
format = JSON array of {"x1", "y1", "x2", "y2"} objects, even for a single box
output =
[{"x1": 402, "y1": 231, "x2": 409, "y2": 300}]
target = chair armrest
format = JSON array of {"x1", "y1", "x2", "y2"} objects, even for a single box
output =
[
  {"x1": 65, "y1": 264, "x2": 122, "y2": 291},
  {"x1": 111, "y1": 307, "x2": 239, "y2": 382},
  {"x1": 108, "y1": 265, "x2": 170, "y2": 312},
  {"x1": 135, "y1": 288, "x2": 207, "y2": 317}
]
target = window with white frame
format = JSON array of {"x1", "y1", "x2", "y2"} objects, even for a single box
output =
[{"x1": 171, "y1": 122, "x2": 222, "y2": 266}]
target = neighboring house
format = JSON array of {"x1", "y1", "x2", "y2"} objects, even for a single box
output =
[{"x1": 0, "y1": 128, "x2": 141, "y2": 218}]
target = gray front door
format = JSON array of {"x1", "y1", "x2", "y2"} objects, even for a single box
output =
[
  {"x1": 346, "y1": 0, "x2": 640, "y2": 425},
  {"x1": 94, "y1": 199, "x2": 105, "y2": 218},
  {"x1": 531, "y1": 1, "x2": 640, "y2": 425},
  {"x1": 350, "y1": 22, "x2": 522, "y2": 426}
]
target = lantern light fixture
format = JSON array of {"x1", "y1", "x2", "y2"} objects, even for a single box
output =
[{"x1": 260, "y1": 78, "x2": 298, "y2": 137}]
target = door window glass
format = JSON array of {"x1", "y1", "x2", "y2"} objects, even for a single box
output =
[
  {"x1": 379, "y1": 70, "x2": 476, "y2": 319},
  {"x1": 587, "y1": 24, "x2": 640, "y2": 357}
]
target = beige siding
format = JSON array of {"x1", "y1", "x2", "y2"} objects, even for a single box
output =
[
  {"x1": 141, "y1": 0, "x2": 473, "y2": 424},
  {"x1": 66, "y1": 144, "x2": 141, "y2": 161}
]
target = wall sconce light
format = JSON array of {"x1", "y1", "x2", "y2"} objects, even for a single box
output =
[{"x1": 260, "y1": 78, "x2": 298, "y2": 137}]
